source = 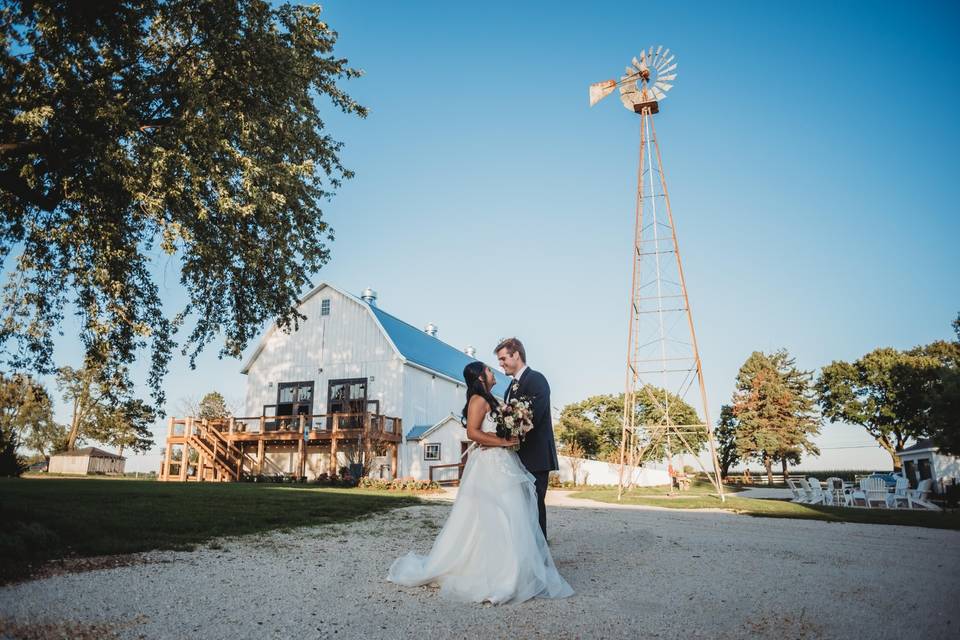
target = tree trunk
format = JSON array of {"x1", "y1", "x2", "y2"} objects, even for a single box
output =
[
  {"x1": 781, "y1": 456, "x2": 789, "y2": 480},
  {"x1": 66, "y1": 397, "x2": 82, "y2": 451},
  {"x1": 764, "y1": 455, "x2": 773, "y2": 485},
  {"x1": 875, "y1": 434, "x2": 902, "y2": 471}
]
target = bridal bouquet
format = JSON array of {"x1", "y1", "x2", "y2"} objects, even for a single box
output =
[{"x1": 495, "y1": 394, "x2": 534, "y2": 451}]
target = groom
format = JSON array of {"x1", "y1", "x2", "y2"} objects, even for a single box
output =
[{"x1": 495, "y1": 337, "x2": 558, "y2": 539}]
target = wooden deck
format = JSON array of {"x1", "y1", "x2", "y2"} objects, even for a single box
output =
[{"x1": 159, "y1": 413, "x2": 402, "y2": 482}]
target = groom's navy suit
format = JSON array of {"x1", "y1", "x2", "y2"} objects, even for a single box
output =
[{"x1": 505, "y1": 367, "x2": 558, "y2": 538}]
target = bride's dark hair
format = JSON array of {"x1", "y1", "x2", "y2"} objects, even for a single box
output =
[{"x1": 461, "y1": 361, "x2": 499, "y2": 427}]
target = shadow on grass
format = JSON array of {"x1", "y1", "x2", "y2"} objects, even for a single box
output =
[
  {"x1": 568, "y1": 488, "x2": 960, "y2": 530},
  {"x1": 0, "y1": 478, "x2": 422, "y2": 583}
]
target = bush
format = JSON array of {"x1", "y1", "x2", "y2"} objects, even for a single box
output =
[
  {"x1": 0, "y1": 428, "x2": 27, "y2": 477},
  {"x1": 356, "y1": 477, "x2": 440, "y2": 492}
]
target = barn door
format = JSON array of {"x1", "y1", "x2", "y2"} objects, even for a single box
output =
[
  {"x1": 327, "y1": 378, "x2": 367, "y2": 429},
  {"x1": 275, "y1": 381, "x2": 315, "y2": 430}
]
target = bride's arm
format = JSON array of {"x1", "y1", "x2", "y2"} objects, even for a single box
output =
[{"x1": 465, "y1": 396, "x2": 518, "y2": 447}]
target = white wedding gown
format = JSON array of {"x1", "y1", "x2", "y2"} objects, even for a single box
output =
[{"x1": 387, "y1": 412, "x2": 574, "y2": 605}]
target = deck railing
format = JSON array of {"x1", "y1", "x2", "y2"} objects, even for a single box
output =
[{"x1": 167, "y1": 413, "x2": 402, "y2": 438}]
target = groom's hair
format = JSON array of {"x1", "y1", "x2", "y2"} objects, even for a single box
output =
[{"x1": 495, "y1": 337, "x2": 526, "y2": 363}]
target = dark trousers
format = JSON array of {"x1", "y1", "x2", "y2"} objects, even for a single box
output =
[{"x1": 532, "y1": 470, "x2": 549, "y2": 539}]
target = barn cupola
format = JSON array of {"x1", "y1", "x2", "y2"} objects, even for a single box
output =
[
  {"x1": 361, "y1": 287, "x2": 378, "y2": 306},
  {"x1": 424, "y1": 322, "x2": 438, "y2": 337}
]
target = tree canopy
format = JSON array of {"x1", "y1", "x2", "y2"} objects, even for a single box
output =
[
  {"x1": 58, "y1": 363, "x2": 156, "y2": 453},
  {"x1": 0, "y1": 371, "x2": 60, "y2": 454},
  {"x1": 0, "y1": 1, "x2": 366, "y2": 411},
  {"x1": 732, "y1": 350, "x2": 820, "y2": 481},
  {"x1": 555, "y1": 386, "x2": 705, "y2": 463}
]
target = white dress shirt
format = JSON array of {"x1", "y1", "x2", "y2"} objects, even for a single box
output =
[{"x1": 507, "y1": 365, "x2": 528, "y2": 400}]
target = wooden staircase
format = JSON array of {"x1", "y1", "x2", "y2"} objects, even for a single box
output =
[{"x1": 187, "y1": 421, "x2": 245, "y2": 481}]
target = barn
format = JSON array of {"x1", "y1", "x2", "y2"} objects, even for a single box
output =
[
  {"x1": 48, "y1": 447, "x2": 126, "y2": 475},
  {"x1": 231, "y1": 281, "x2": 509, "y2": 481}
]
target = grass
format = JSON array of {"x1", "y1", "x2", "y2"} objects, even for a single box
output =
[
  {"x1": 569, "y1": 487, "x2": 960, "y2": 530},
  {"x1": 0, "y1": 477, "x2": 423, "y2": 582}
]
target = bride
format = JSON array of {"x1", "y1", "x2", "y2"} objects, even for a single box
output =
[{"x1": 387, "y1": 361, "x2": 574, "y2": 605}]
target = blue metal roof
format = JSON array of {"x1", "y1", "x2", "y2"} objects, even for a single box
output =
[
  {"x1": 368, "y1": 304, "x2": 510, "y2": 396},
  {"x1": 405, "y1": 424, "x2": 435, "y2": 440}
]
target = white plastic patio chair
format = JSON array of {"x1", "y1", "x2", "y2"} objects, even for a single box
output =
[
  {"x1": 907, "y1": 479, "x2": 941, "y2": 511},
  {"x1": 806, "y1": 477, "x2": 833, "y2": 506},
  {"x1": 786, "y1": 478, "x2": 807, "y2": 503},
  {"x1": 797, "y1": 478, "x2": 818, "y2": 504},
  {"x1": 856, "y1": 477, "x2": 890, "y2": 508},
  {"x1": 885, "y1": 476, "x2": 911, "y2": 509}
]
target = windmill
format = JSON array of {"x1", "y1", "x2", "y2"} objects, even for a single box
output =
[{"x1": 590, "y1": 48, "x2": 725, "y2": 501}]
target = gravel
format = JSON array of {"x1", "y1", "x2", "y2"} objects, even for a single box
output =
[{"x1": 0, "y1": 491, "x2": 957, "y2": 639}]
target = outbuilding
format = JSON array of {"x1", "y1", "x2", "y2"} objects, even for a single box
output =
[
  {"x1": 898, "y1": 438, "x2": 960, "y2": 495},
  {"x1": 48, "y1": 447, "x2": 126, "y2": 475}
]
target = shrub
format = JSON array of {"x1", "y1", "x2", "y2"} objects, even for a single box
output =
[
  {"x1": 357, "y1": 477, "x2": 440, "y2": 492},
  {"x1": 0, "y1": 428, "x2": 27, "y2": 477}
]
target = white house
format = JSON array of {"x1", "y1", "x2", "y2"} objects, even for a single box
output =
[
  {"x1": 897, "y1": 439, "x2": 960, "y2": 495},
  {"x1": 240, "y1": 282, "x2": 509, "y2": 480}
]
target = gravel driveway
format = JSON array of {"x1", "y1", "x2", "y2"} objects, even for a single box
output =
[{"x1": 1, "y1": 492, "x2": 957, "y2": 639}]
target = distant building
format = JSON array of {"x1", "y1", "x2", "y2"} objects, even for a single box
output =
[
  {"x1": 897, "y1": 439, "x2": 960, "y2": 495},
  {"x1": 48, "y1": 447, "x2": 126, "y2": 475}
]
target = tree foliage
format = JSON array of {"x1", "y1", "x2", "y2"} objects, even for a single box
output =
[
  {"x1": 817, "y1": 348, "x2": 939, "y2": 470},
  {"x1": 0, "y1": 423, "x2": 26, "y2": 476},
  {"x1": 0, "y1": 371, "x2": 57, "y2": 454},
  {"x1": 555, "y1": 386, "x2": 705, "y2": 463},
  {"x1": 198, "y1": 391, "x2": 230, "y2": 420},
  {"x1": 733, "y1": 350, "x2": 820, "y2": 482},
  {"x1": 0, "y1": 1, "x2": 366, "y2": 411},
  {"x1": 58, "y1": 363, "x2": 156, "y2": 453},
  {"x1": 715, "y1": 404, "x2": 740, "y2": 479}
]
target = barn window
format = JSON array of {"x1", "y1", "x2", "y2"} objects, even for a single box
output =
[
  {"x1": 424, "y1": 443, "x2": 441, "y2": 461},
  {"x1": 321, "y1": 298, "x2": 331, "y2": 316}
]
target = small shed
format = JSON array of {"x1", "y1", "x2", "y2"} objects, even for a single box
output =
[
  {"x1": 48, "y1": 447, "x2": 126, "y2": 475},
  {"x1": 402, "y1": 415, "x2": 469, "y2": 483},
  {"x1": 897, "y1": 439, "x2": 959, "y2": 495}
]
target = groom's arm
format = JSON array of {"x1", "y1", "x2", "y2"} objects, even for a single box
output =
[{"x1": 525, "y1": 371, "x2": 551, "y2": 431}]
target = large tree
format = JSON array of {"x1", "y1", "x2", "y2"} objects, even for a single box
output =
[
  {"x1": 555, "y1": 386, "x2": 705, "y2": 463},
  {"x1": 0, "y1": 371, "x2": 55, "y2": 450},
  {"x1": 817, "y1": 347, "x2": 935, "y2": 470},
  {"x1": 903, "y1": 314, "x2": 960, "y2": 455},
  {"x1": 58, "y1": 362, "x2": 156, "y2": 453},
  {"x1": 0, "y1": 1, "x2": 366, "y2": 411},
  {"x1": 198, "y1": 391, "x2": 230, "y2": 420},
  {"x1": 733, "y1": 350, "x2": 820, "y2": 483}
]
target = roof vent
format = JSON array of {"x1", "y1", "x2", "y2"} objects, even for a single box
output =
[
  {"x1": 424, "y1": 322, "x2": 438, "y2": 337},
  {"x1": 361, "y1": 287, "x2": 377, "y2": 306},
  {"x1": 464, "y1": 346, "x2": 476, "y2": 357}
]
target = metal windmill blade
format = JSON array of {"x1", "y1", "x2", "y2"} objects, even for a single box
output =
[{"x1": 588, "y1": 47, "x2": 678, "y2": 110}]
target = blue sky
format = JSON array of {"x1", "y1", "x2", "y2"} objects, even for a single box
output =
[{"x1": 37, "y1": 1, "x2": 960, "y2": 471}]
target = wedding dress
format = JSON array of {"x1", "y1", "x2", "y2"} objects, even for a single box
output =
[{"x1": 387, "y1": 411, "x2": 574, "y2": 604}]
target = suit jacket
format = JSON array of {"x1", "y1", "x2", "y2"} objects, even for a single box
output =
[{"x1": 504, "y1": 367, "x2": 559, "y2": 473}]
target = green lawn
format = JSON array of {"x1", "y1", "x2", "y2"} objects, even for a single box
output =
[
  {"x1": 0, "y1": 478, "x2": 423, "y2": 582},
  {"x1": 570, "y1": 488, "x2": 960, "y2": 530}
]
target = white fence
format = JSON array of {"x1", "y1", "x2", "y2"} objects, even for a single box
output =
[{"x1": 556, "y1": 455, "x2": 671, "y2": 487}]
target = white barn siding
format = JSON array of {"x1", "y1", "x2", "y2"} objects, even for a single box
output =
[
  {"x1": 49, "y1": 454, "x2": 89, "y2": 474},
  {"x1": 401, "y1": 365, "x2": 464, "y2": 428},
  {"x1": 244, "y1": 287, "x2": 404, "y2": 419}
]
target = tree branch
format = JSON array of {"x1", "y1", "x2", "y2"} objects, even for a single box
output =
[{"x1": 0, "y1": 169, "x2": 62, "y2": 212}]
